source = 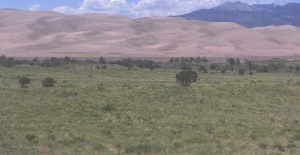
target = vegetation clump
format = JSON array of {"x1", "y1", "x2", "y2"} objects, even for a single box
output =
[
  {"x1": 19, "y1": 77, "x2": 31, "y2": 88},
  {"x1": 0, "y1": 55, "x2": 15, "y2": 68},
  {"x1": 102, "y1": 104, "x2": 117, "y2": 112},
  {"x1": 176, "y1": 70, "x2": 198, "y2": 86},
  {"x1": 99, "y1": 56, "x2": 106, "y2": 64},
  {"x1": 111, "y1": 58, "x2": 160, "y2": 70},
  {"x1": 42, "y1": 78, "x2": 56, "y2": 87},
  {"x1": 238, "y1": 68, "x2": 245, "y2": 75}
]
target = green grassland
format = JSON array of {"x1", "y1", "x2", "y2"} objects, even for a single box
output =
[{"x1": 0, "y1": 63, "x2": 300, "y2": 154}]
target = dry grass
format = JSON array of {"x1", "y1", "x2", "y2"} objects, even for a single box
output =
[{"x1": 0, "y1": 64, "x2": 300, "y2": 154}]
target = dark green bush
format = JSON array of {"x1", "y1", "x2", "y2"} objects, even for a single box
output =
[
  {"x1": 238, "y1": 68, "x2": 245, "y2": 75},
  {"x1": 292, "y1": 134, "x2": 300, "y2": 141},
  {"x1": 19, "y1": 77, "x2": 31, "y2": 88},
  {"x1": 176, "y1": 71, "x2": 198, "y2": 86},
  {"x1": 102, "y1": 104, "x2": 116, "y2": 112},
  {"x1": 258, "y1": 143, "x2": 267, "y2": 149},
  {"x1": 94, "y1": 143, "x2": 105, "y2": 151},
  {"x1": 273, "y1": 144, "x2": 285, "y2": 152},
  {"x1": 210, "y1": 63, "x2": 218, "y2": 70},
  {"x1": 25, "y1": 134, "x2": 37, "y2": 143},
  {"x1": 256, "y1": 65, "x2": 269, "y2": 73},
  {"x1": 42, "y1": 77, "x2": 56, "y2": 87}
]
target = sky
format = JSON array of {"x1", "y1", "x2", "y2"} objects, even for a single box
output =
[{"x1": 0, "y1": 0, "x2": 299, "y2": 18}]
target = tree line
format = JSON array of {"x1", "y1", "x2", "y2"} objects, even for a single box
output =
[{"x1": 1, "y1": 55, "x2": 299, "y2": 74}]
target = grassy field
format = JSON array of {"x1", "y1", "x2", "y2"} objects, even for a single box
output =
[{"x1": 0, "y1": 63, "x2": 300, "y2": 154}]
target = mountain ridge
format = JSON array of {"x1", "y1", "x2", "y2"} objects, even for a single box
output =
[
  {"x1": 213, "y1": 1, "x2": 279, "y2": 11},
  {"x1": 175, "y1": 2, "x2": 300, "y2": 28}
]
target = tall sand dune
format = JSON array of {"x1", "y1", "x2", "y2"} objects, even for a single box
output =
[{"x1": 1, "y1": 9, "x2": 300, "y2": 57}]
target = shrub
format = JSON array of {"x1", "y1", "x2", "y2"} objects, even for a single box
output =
[
  {"x1": 94, "y1": 143, "x2": 105, "y2": 151},
  {"x1": 25, "y1": 134, "x2": 37, "y2": 143},
  {"x1": 292, "y1": 134, "x2": 300, "y2": 141},
  {"x1": 99, "y1": 56, "x2": 106, "y2": 64},
  {"x1": 258, "y1": 143, "x2": 267, "y2": 149},
  {"x1": 273, "y1": 144, "x2": 285, "y2": 152},
  {"x1": 29, "y1": 61, "x2": 35, "y2": 66},
  {"x1": 42, "y1": 78, "x2": 56, "y2": 87},
  {"x1": 176, "y1": 71, "x2": 198, "y2": 86},
  {"x1": 198, "y1": 65, "x2": 206, "y2": 72},
  {"x1": 19, "y1": 77, "x2": 31, "y2": 88},
  {"x1": 226, "y1": 58, "x2": 235, "y2": 66},
  {"x1": 203, "y1": 68, "x2": 208, "y2": 73},
  {"x1": 173, "y1": 142, "x2": 183, "y2": 148},
  {"x1": 249, "y1": 71, "x2": 253, "y2": 75},
  {"x1": 256, "y1": 65, "x2": 269, "y2": 73},
  {"x1": 210, "y1": 63, "x2": 218, "y2": 70},
  {"x1": 101, "y1": 65, "x2": 107, "y2": 69},
  {"x1": 221, "y1": 68, "x2": 226, "y2": 74},
  {"x1": 287, "y1": 143, "x2": 296, "y2": 148},
  {"x1": 238, "y1": 68, "x2": 245, "y2": 75},
  {"x1": 102, "y1": 104, "x2": 116, "y2": 112}
]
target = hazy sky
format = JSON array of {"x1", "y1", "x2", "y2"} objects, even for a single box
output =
[{"x1": 1, "y1": 0, "x2": 299, "y2": 17}]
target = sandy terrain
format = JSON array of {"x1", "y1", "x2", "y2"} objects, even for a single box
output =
[{"x1": 1, "y1": 9, "x2": 300, "y2": 58}]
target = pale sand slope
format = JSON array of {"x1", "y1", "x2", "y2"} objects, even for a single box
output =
[{"x1": 1, "y1": 9, "x2": 300, "y2": 57}]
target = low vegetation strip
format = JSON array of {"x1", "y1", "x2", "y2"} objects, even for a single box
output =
[{"x1": 0, "y1": 55, "x2": 299, "y2": 154}]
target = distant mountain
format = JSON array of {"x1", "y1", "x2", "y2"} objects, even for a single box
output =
[
  {"x1": 175, "y1": 2, "x2": 300, "y2": 28},
  {"x1": 214, "y1": 1, "x2": 279, "y2": 11}
]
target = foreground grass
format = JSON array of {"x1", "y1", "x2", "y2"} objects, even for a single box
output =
[{"x1": 0, "y1": 64, "x2": 300, "y2": 154}]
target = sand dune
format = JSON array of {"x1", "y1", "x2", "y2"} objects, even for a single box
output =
[{"x1": 1, "y1": 9, "x2": 300, "y2": 57}]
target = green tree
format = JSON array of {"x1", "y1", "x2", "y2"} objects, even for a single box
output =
[
  {"x1": 175, "y1": 71, "x2": 198, "y2": 86},
  {"x1": 64, "y1": 56, "x2": 71, "y2": 63},
  {"x1": 226, "y1": 58, "x2": 235, "y2": 66},
  {"x1": 295, "y1": 65, "x2": 300, "y2": 71},
  {"x1": 99, "y1": 57, "x2": 106, "y2": 64},
  {"x1": 244, "y1": 59, "x2": 253, "y2": 70},
  {"x1": 42, "y1": 78, "x2": 56, "y2": 87},
  {"x1": 235, "y1": 58, "x2": 241, "y2": 66},
  {"x1": 169, "y1": 57, "x2": 175, "y2": 63},
  {"x1": 19, "y1": 77, "x2": 31, "y2": 88}
]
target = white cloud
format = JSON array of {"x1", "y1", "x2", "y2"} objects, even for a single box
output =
[
  {"x1": 29, "y1": 4, "x2": 41, "y2": 11},
  {"x1": 52, "y1": 0, "x2": 299, "y2": 18},
  {"x1": 52, "y1": 6, "x2": 80, "y2": 14}
]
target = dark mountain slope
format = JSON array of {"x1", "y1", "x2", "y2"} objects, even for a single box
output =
[{"x1": 175, "y1": 2, "x2": 300, "y2": 28}]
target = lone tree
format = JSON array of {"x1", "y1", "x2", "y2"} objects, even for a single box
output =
[
  {"x1": 19, "y1": 77, "x2": 31, "y2": 88},
  {"x1": 176, "y1": 71, "x2": 198, "y2": 86},
  {"x1": 226, "y1": 58, "x2": 235, "y2": 66},
  {"x1": 99, "y1": 57, "x2": 106, "y2": 64},
  {"x1": 42, "y1": 77, "x2": 56, "y2": 87}
]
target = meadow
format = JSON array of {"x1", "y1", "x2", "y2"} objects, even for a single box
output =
[{"x1": 0, "y1": 62, "x2": 300, "y2": 154}]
